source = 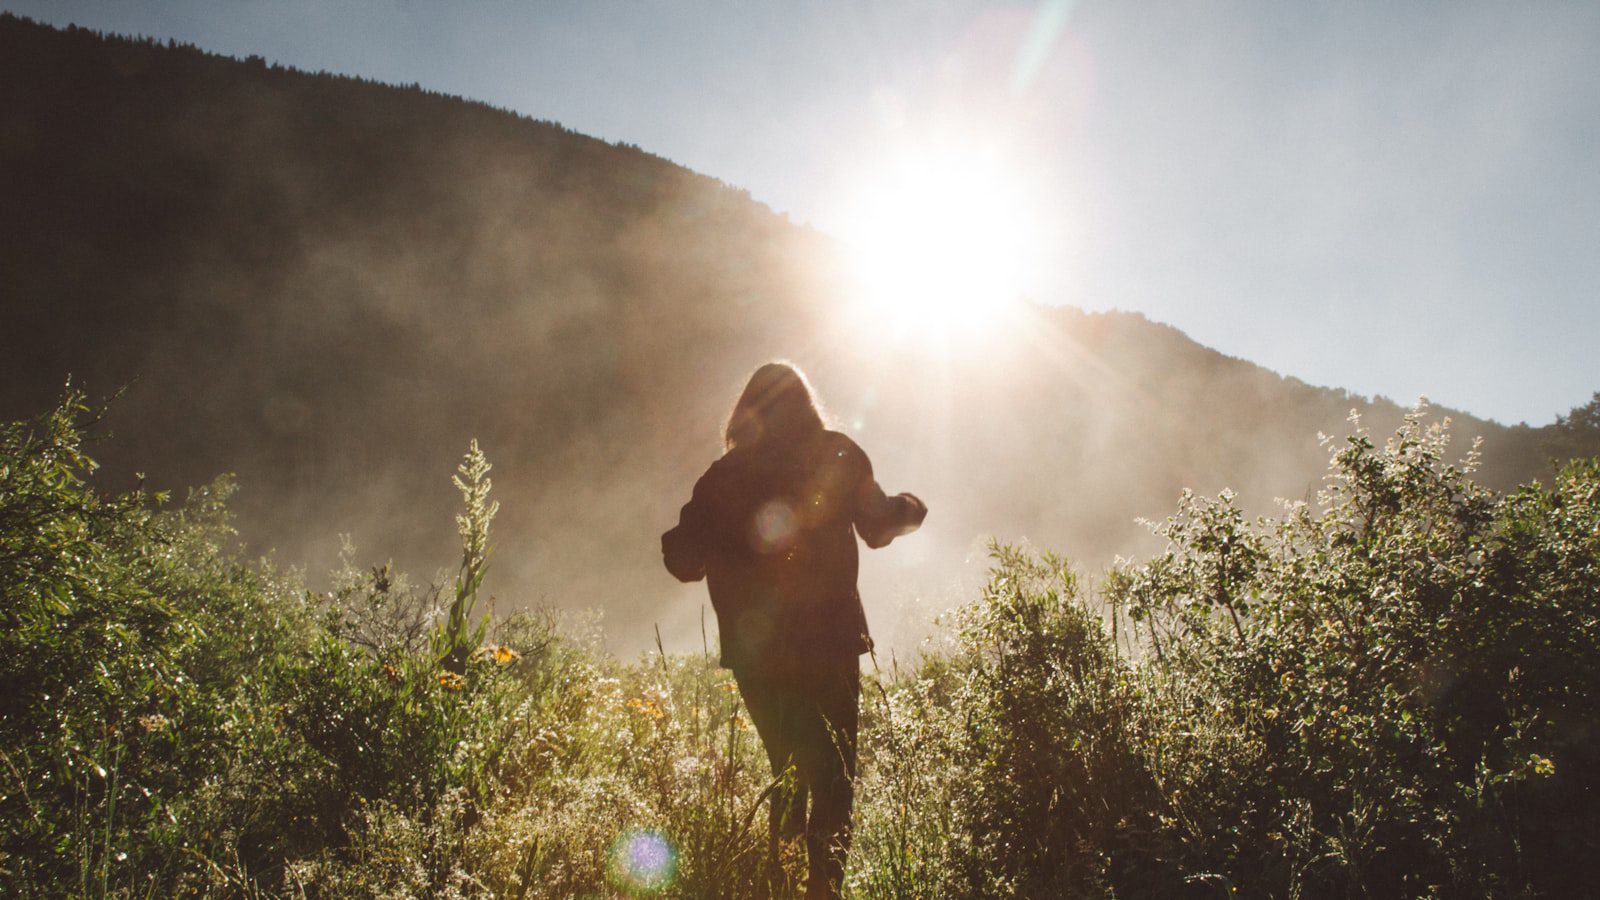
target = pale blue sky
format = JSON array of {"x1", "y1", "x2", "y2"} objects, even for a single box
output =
[{"x1": 6, "y1": 0, "x2": 1596, "y2": 425}]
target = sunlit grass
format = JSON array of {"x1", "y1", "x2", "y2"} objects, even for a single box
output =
[{"x1": 6, "y1": 395, "x2": 1594, "y2": 896}]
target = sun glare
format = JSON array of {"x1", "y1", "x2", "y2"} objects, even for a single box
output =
[{"x1": 832, "y1": 144, "x2": 1040, "y2": 341}]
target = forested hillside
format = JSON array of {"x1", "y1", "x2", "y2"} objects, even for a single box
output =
[{"x1": 0, "y1": 14, "x2": 1584, "y2": 652}]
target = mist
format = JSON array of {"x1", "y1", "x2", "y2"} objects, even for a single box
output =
[{"x1": 0, "y1": 15, "x2": 1577, "y2": 660}]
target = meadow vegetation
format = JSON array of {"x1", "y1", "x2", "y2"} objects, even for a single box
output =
[{"x1": 3, "y1": 394, "x2": 1595, "y2": 897}]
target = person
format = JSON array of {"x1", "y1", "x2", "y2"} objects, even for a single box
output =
[{"x1": 661, "y1": 362, "x2": 926, "y2": 899}]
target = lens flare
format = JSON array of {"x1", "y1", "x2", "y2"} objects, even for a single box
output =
[
  {"x1": 749, "y1": 499, "x2": 799, "y2": 554},
  {"x1": 608, "y1": 829, "x2": 678, "y2": 893}
]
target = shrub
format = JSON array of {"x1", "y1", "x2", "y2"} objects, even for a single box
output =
[
  {"x1": 5, "y1": 394, "x2": 1595, "y2": 897},
  {"x1": 0, "y1": 392, "x2": 308, "y2": 891},
  {"x1": 1103, "y1": 408, "x2": 1600, "y2": 896}
]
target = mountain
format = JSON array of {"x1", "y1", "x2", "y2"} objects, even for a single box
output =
[{"x1": 0, "y1": 15, "x2": 1576, "y2": 654}]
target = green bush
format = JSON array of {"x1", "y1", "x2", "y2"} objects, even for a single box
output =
[
  {"x1": 1100, "y1": 408, "x2": 1599, "y2": 896},
  {"x1": 853, "y1": 407, "x2": 1597, "y2": 898},
  {"x1": 0, "y1": 395, "x2": 534, "y2": 894},
  {"x1": 1, "y1": 392, "x2": 300, "y2": 891},
  {"x1": 4, "y1": 394, "x2": 1595, "y2": 897}
]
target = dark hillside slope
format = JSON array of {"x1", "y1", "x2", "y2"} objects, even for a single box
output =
[
  {"x1": 0, "y1": 15, "x2": 833, "y2": 639},
  {"x1": 0, "y1": 15, "x2": 1567, "y2": 651}
]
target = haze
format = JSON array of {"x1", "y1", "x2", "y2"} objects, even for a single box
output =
[
  {"x1": 3, "y1": 9, "x2": 1597, "y2": 664},
  {"x1": 5, "y1": 0, "x2": 1598, "y2": 426}
]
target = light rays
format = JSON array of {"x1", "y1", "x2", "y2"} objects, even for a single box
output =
[{"x1": 828, "y1": 140, "x2": 1043, "y2": 345}]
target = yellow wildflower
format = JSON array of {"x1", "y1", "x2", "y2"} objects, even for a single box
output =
[{"x1": 627, "y1": 697, "x2": 666, "y2": 719}]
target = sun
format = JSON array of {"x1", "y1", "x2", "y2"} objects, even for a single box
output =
[{"x1": 829, "y1": 143, "x2": 1041, "y2": 341}]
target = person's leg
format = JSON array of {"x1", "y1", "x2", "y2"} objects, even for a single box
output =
[
  {"x1": 798, "y1": 659, "x2": 860, "y2": 899},
  {"x1": 735, "y1": 669, "x2": 808, "y2": 856}
]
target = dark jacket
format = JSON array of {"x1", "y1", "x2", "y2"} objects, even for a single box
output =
[{"x1": 662, "y1": 429, "x2": 926, "y2": 672}]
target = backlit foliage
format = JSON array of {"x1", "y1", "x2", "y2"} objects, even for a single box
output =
[{"x1": 2, "y1": 395, "x2": 1595, "y2": 896}]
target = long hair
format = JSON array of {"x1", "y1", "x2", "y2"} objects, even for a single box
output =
[{"x1": 724, "y1": 362, "x2": 826, "y2": 451}]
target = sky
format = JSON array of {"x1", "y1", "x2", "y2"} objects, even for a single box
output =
[{"x1": 5, "y1": 0, "x2": 1596, "y2": 425}]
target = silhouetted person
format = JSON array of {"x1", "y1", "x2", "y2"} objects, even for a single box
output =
[{"x1": 662, "y1": 362, "x2": 926, "y2": 899}]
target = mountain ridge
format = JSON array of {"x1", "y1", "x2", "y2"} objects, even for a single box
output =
[{"x1": 0, "y1": 13, "x2": 1578, "y2": 653}]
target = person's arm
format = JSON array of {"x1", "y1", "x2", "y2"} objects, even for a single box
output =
[
  {"x1": 662, "y1": 469, "x2": 713, "y2": 582},
  {"x1": 848, "y1": 441, "x2": 927, "y2": 549}
]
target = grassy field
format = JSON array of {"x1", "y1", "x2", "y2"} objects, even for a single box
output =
[{"x1": 3, "y1": 395, "x2": 1595, "y2": 897}]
